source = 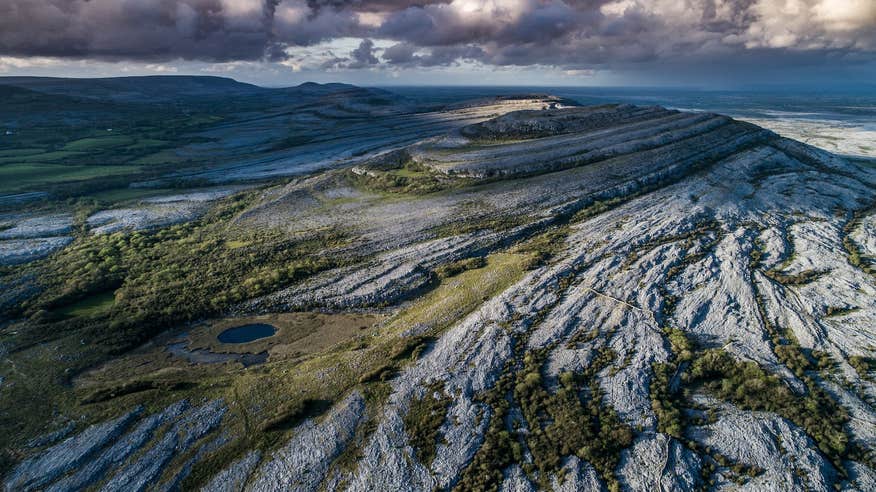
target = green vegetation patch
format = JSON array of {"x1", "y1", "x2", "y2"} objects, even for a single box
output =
[
  {"x1": 348, "y1": 156, "x2": 466, "y2": 195},
  {"x1": 16, "y1": 191, "x2": 344, "y2": 354},
  {"x1": 0, "y1": 163, "x2": 142, "y2": 193},
  {"x1": 57, "y1": 290, "x2": 116, "y2": 318},
  {"x1": 689, "y1": 349, "x2": 850, "y2": 464},
  {"x1": 515, "y1": 349, "x2": 633, "y2": 492},
  {"x1": 0, "y1": 150, "x2": 83, "y2": 164},
  {"x1": 0, "y1": 148, "x2": 46, "y2": 158},
  {"x1": 764, "y1": 268, "x2": 829, "y2": 286},
  {"x1": 187, "y1": 312, "x2": 382, "y2": 359},
  {"x1": 83, "y1": 187, "x2": 174, "y2": 204},
  {"x1": 849, "y1": 356, "x2": 875, "y2": 382},
  {"x1": 389, "y1": 252, "x2": 528, "y2": 333},
  {"x1": 403, "y1": 381, "x2": 451, "y2": 466},
  {"x1": 259, "y1": 398, "x2": 333, "y2": 432},
  {"x1": 510, "y1": 224, "x2": 571, "y2": 269},
  {"x1": 62, "y1": 136, "x2": 135, "y2": 152},
  {"x1": 434, "y1": 256, "x2": 487, "y2": 278},
  {"x1": 843, "y1": 207, "x2": 876, "y2": 275}
]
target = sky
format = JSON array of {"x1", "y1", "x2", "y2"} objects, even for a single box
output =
[{"x1": 0, "y1": 0, "x2": 875, "y2": 88}]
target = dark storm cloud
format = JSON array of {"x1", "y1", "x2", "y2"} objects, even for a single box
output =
[
  {"x1": 382, "y1": 42, "x2": 484, "y2": 66},
  {"x1": 0, "y1": 0, "x2": 874, "y2": 73},
  {"x1": 305, "y1": 0, "x2": 450, "y2": 13},
  {"x1": 347, "y1": 39, "x2": 379, "y2": 68},
  {"x1": 0, "y1": 0, "x2": 276, "y2": 61}
]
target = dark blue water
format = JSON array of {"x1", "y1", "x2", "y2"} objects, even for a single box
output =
[{"x1": 217, "y1": 323, "x2": 277, "y2": 343}]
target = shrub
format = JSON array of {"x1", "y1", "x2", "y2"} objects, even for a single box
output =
[
  {"x1": 434, "y1": 256, "x2": 487, "y2": 278},
  {"x1": 849, "y1": 355, "x2": 874, "y2": 381},
  {"x1": 403, "y1": 382, "x2": 451, "y2": 466},
  {"x1": 689, "y1": 349, "x2": 849, "y2": 463}
]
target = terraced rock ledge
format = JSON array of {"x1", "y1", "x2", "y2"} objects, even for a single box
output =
[{"x1": 2, "y1": 101, "x2": 875, "y2": 492}]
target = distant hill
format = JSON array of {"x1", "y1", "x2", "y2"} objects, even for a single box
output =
[
  {"x1": 0, "y1": 76, "x2": 400, "y2": 107},
  {"x1": 0, "y1": 76, "x2": 266, "y2": 103}
]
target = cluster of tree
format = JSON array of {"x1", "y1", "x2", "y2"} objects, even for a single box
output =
[
  {"x1": 689, "y1": 349, "x2": 850, "y2": 465},
  {"x1": 434, "y1": 256, "x2": 487, "y2": 278},
  {"x1": 514, "y1": 348, "x2": 632, "y2": 492},
  {"x1": 763, "y1": 268, "x2": 828, "y2": 286},
  {"x1": 455, "y1": 340, "x2": 634, "y2": 492},
  {"x1": 843, "y1": 207, "x2": 874, "y2": 274},
  {"x1": 510, "y1": 225, "x2": 571, "y2": 270},
  {"x1": 403, "y1": 381, "x2": 450, "y2": 466},
  {"x1": 454, "y1": 360, "x2": 523, "y2": 492},
  {"x1": 27, "y1": 192, "x2": 345, "y2": 355}
]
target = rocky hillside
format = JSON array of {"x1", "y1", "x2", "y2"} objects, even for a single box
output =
[{"x1": 2, "y1": 101, "x2": 875, "y2": 491}]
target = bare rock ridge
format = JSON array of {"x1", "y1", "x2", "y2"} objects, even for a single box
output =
[{"x1": 5, "y1": 101, "x2": 875, "y2": 491}]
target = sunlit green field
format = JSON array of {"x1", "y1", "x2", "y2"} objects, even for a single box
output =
[
  {"x1": 57, "y1": 291, "x2": 117, "y2": 318},
  {"x1": 0, "y1": 163, "x2": 142, "y2": 193}
]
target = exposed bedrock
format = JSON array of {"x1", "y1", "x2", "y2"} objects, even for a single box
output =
[
  {"x1": 688, "y1": 397, "x2": 838, "y2": 491},
  {"x1": 0, "y1": 236, "x2": 73, "y2": 266},
  {"x1": 327, "y1": 116, "x2": 871, "y2": 490},
  {"x1": 86, "y1": 188, "x2": 243, "y2": 235},
  {"x1": 10, "y1": 104, "x2": 875, "y2": 491},
  {"x1": 227, "y1": 106, "x2": 873, "y2": 490},
  {"x1": 3, "y1": 407, "x2": 144, "y2": 492},
  {"x1": 4, "y1": 400, "x2": 227, "y2": 492},
  {"x1": 246, "y1": 392, "x2": 364, "y2": 492}
]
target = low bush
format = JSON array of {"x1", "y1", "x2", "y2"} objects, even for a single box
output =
[
  {"x1": 849, "y1": 355, "x2": 875, "y2": 381},
  {"x1": 403, "y1": 381, "x2": 451, "y2": 466},
  {"x1": 764, "y1": 268, "x2": 828, "y2": 286},
  {"x1": 259, "y1": 398, "x2": 333, "y2": 432},
  {"x1": 689, "y1": 349, "x2": 849, "y2": 463},
  {"x1": 434, "y1": 256, "x2": 487, "y2": 278}
]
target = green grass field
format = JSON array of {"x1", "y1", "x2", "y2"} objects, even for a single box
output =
[
  {"x1": 132, "y1": 149, "x2": 185, "y2": 165},
  {"x1": 62, "y1": 135, "x2": 135, "y2": 151},
  {"x1": 0, "y1": 148, "x2": 46, "y2": 158},
  {"x1": 57, "y1": 291, "x2": 117, "y2": 318},
  {"x1": 0, "y1": 150, "x2": 84, "y2": 165},
  {"x1": 0, "y1": 163, "x2": 141, "y2": 193}
]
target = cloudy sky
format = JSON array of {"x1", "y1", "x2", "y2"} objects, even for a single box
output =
[{"x1": 1, "y1": 0, "x2": 874, "y2": 88}]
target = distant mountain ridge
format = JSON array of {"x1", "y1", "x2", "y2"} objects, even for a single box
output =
[{"x1": 0, "y1": 76, "x2": 388, "y2": 105}]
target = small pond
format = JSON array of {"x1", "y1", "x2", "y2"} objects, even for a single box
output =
[{"x1": 217, "y1": 323, "x2": 277, "y2": 344}]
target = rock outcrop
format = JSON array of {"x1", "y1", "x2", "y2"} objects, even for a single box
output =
[{"x1": 4, "y1": 102, "x2": 874, "y2": 491}]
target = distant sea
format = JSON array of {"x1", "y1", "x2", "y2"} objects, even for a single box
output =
[{"x1": 384, "y1": 86, "x2": 876, "y2": 159}]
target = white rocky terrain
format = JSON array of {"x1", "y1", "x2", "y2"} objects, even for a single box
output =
[
  {"x1": 741, "y1": 116, "x2": 876, "y2": 159},
  {"x1": 0, "y1": 214, "x2": 74, "y2": 265},
  {"x1": 2, "y1": 101, "x2": 874, "y2": 491},
  {"x1": 85, "y1": 188, "x2": 246, "y2": 235}
]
